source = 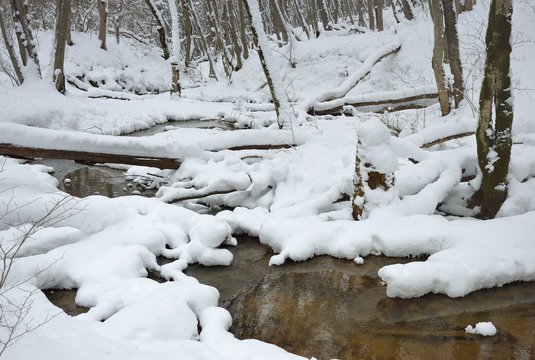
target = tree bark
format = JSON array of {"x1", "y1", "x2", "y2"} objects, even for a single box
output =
[
  {"x1": 144, "y1": 0, "x2": 170, "y2": 59},
  {"x1": 187, "y1": 0, "x2": 217, "y2": 79},
  {"x1": 238, "y1": 0, "x2": 250, "y2": 58},
  {"x1": 473, "y1": 0, "x2": 513, "y2": 219},
  {"x1": 443, "y1": 0, "x2": 464, "y2": 107},
  {"x1": 318, "y1": 0, "x2": 329, "y2": 30},
  {"x1": 242, "y1": 0, "x2": 284, "y2": 128},
  {"x1": 10, "y1": 0, "x2": 41, "y2": 77},
  {"x1": 98, "y1": 0, "x2": 108, "y2": 50},
  {"x1": 430, "y1": 0, "x2": 451, "y2": 116},
  {"x1": 375, "y1": 0, "x2": 383, "y2": 31},
  {"x1": 167, "y1": 0, "x2": 181, "y2": 97},
  {"x1": 0, "y1": 11, "x2": 23, "y2": 84},
  {"x1": 53, "y1": 0, "x2": 71, "y2": 94},
  {"x1": 464, "y1": 0, "x2": 473, "y2": 11},
  {"x1": 401, "y1": 0, "x2": 413, "y2": 20},
  {"x1": 367, "y1": 0, "x2": 375, "y2": 29}
]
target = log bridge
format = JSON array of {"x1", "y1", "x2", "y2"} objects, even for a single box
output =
[{"x1": 0, "y1": 143, "x2": 294, "y2": 169}]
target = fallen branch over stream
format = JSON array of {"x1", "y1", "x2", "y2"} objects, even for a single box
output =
[{"x1": 0, "y1": 143, "x2": 181, "y2": 168}]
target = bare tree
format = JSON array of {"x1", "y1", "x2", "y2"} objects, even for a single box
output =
[{"x1": 0, "y1": 185, "x2": 82, "y2": 356}]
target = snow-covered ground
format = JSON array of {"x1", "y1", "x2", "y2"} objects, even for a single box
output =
[{"x1": 1, "y1": 0, "x2": 535, "y2": 359}]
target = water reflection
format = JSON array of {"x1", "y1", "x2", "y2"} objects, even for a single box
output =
[
  {"x1": 127, "y1": 119, "x2": 235, "y2": 137},
  {"x1": 39, "y1": 159, "x2": 155, "y2": 198},
  {"x1": 199, "y1": 239, "x2": 535, "y2": 360}
]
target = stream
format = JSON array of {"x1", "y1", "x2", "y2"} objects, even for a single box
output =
[{"x1": 38, "y1": 121, "x2": 535, "y2": 359}]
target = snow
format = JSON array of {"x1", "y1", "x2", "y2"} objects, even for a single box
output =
[
  {"x1": 465, "y1": 322, "x2": 497, "y2": 336},
  {"x1": 1, "y1": 0, "x2": 535, "y2": 358}
]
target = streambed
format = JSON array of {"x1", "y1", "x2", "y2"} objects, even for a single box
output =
[{"x1": 37, "y1": 122, "x2": 535, "y2": 360}]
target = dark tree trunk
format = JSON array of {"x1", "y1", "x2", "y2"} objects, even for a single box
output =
[
  {"x1": 473, "y1": 0, "x2": 513, "y2": 219},
  {"x1": 367, "y1": 0, "x2": 375, "y2": 29},
  {"x1": 443, "y1": 0, "x2": 464, "y2": 107},
  {"x1": 430, "y1": 0, "x2": 451, "y2": 116},
  {"x1": 53, "y1": 0, "x2": 71, "y2": 93},
  {"x1": 98, "y1": 0, "x2": 107, "y2": 50},
  {"x1": 401, "y1": 0, "x2": 413, "y2": 20},
  {"x1": 375, "y1": 0, "x2": 383, "y2": 31}
]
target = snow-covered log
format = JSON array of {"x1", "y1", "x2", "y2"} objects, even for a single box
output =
[{"x1": 310, "y1": 86, "x2": 438, "y2": 115}]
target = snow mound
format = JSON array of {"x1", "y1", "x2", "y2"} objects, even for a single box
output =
[{"x1": 465, "y1": 322, "x2": 497, "y2": 336}]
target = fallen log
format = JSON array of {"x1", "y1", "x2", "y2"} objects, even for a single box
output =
[
  {"x1": 421, "y1": 131, "x2": 474, "y2": 148},
  {"x1": 0, "y1": 143, "x2": 181, "y2": 169},
  {"x1": 169, "y1": 189, "x2": 238, "y2": 203},
  {"x1": 224, "y1": 144, "x2": 295, "y2": 151},
  {"x1": 310, "y1": 91, "x2": 438, "y2": 116}
]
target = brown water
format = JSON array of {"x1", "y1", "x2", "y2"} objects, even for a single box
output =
[
  {"x1": 186, "y1": 237, "x2": 535, "y2": 360},
  {"x1": 43, "y1": 288, "x2": 89, "y2": 316},
  {"x1": 39, "y1": 159, "x2": 156, "y2": 198},
  {"x1": 44, "y1": 236, "x2": 535, "y2": 359}
]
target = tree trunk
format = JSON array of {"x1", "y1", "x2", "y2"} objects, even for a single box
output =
[
  {"x1": 242, "y1": 0, "x2": 286, "y2": 128},
  {"x1": 228, "y1": 0, "x2": 243, "y2": 71},
  {"x1": 357, "y1": 0, "x2": 367, "y2": 26},
  {"x1": 318, "y1": 0, "x2": 329, "y2": 30},
  {"x1": 430, "y1": 0, "x2": 450, "y2": 116},
  {"x1": 443, "y1": 0, "x2": 464, "y2": 107},
  {"x1": 374, "y1": 0, "x2": 383, "y2": 31},
  {"x1": 66, "y1": 4, "x2": 73, "y2": 45},
  {"x1": 367, "y1": 0, "x2": 375, "y2": 30},
  {"x1": 187, "y1": 0, "x2": 217, "y2": 79},
  {"x1": 464, "y1": 0, "x2": 473, "y2": 11},
  {"x1": 401, "y1": 0, "x2": 413, "y2": 20},
  {"x1": 98, "y1": 0, "x2": 108, "y2": 50},
  {"x1": 144, "y1": 0, "x2": 170, "y2": 59},
  {"x1": 292, "y1": 0, "x2": 311, "y2": 39},
  {"x1": 167, "y1": 0, "x2": 181, "y2": 97},
  {"x1": 10, "y1": 0, "x2": 41, "y2": 77},
  {"x1": 390, "y1": 0, "x2": 400, "y2": 24},
  {"x1": 181, "y1": 0, "x2": 193, "y2": 68},
  {"x1": 473, "y1": 0, "x2": 513, "y2": 219},
  {"x1": 53, "y1": 0, "x2": 71, "y2": 94},
  {"x1": 238, "y1": 0, "x2": 250, "y2": 59},
  {"x1": 0, "y1": 11, "x2": 23, "y2": 84}
]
